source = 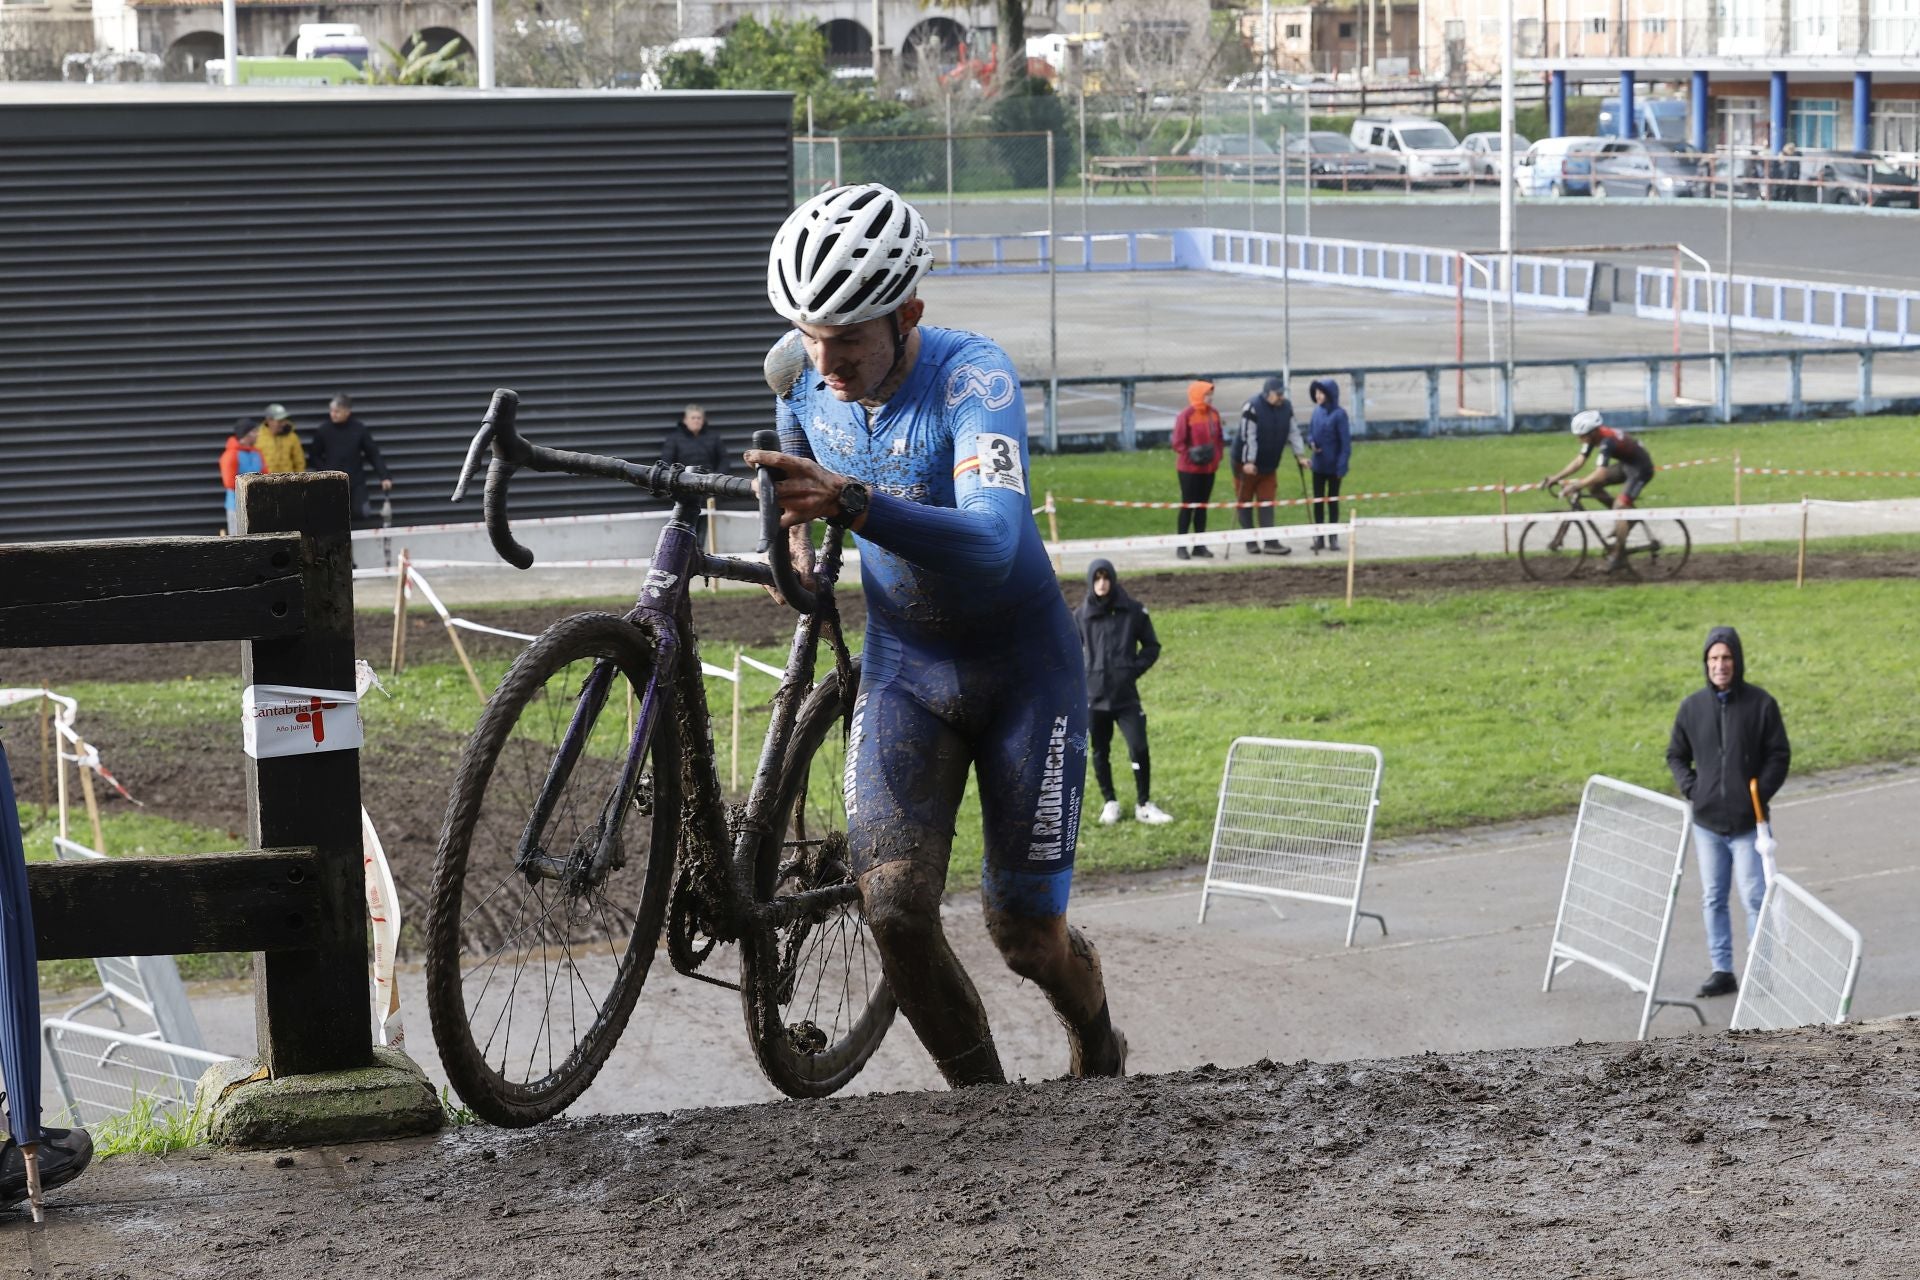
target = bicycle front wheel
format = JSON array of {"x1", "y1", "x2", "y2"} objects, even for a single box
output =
[
  {"x1": 1626, "y1": 519, "x2": 1691, "y2": 580},
  {"x1": 741, "y1": 661, "x2": 897, "y2": 1098},
  {"x1": 427, "y1": 612, "x2": 680, "y2": 1128},
  {"x1": 1518, "y1": 518, "x2": 1588, "y2": 581}
]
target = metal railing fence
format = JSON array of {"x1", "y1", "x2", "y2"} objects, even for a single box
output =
[{"x1": 1017, "y1": 343, "x2": 1920, "y2": 450}]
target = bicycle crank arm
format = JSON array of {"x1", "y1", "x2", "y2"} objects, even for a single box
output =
[{"x1": 754, "y1": 881, "x2": 863, "y2": 928}]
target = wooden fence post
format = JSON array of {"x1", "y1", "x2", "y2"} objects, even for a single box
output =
[
  {"x1": 240, "y1": 472, "x2": 373, "y2": 1077},
  {"x1": 1345, "y1": 519, "x2": 1359, "y2": 607},
  {"x1": 1733, "y1": 450, "x2": 1742, "y2": 546},
  {"x1": 1796, "y1": 496, "x2": 1809, "y2": 588},
  {"x1": 389, "y1": 548, "x2": 410, "y2": 674},
  {"x1": 36, "y1": 696, "x2": 52, "y2": 820}
]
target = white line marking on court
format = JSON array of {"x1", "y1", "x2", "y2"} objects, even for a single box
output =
[
  {"x1": 1806, "y1": 863, "x2": 1920, "y2": 888},
  {"x1": 1776, "y1": 775, "x2": 1920, "y2": 810}
]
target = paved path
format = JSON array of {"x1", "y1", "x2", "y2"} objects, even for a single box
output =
[{"x1": 125, "y1": 763, "x2": 1919, "y2": 1119}]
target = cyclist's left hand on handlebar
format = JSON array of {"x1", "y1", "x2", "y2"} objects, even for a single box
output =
[{"x1": 744, "y1": 449, "x2": 859, "y2": 529}]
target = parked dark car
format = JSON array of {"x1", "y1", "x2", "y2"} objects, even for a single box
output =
[
  {"x1": 1798, "y1": 150, "x2": 1920, "y2": 207},
  {"x1": 1592, "y1": 139, "x2": 1707, "y2": 199},
  {"x1": 1188, "y1": 133, "x2": 1283, "y2": 179},
  {"x1": 1283, "y1": 131, "x2": 1379, "y2": 187}
]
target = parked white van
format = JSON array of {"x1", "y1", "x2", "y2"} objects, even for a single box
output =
[
  {"x1": 1348, "y1": 117, "x2": 1470, "y2": 183},
  {"x1": 1513, "y1": 135, "x2": 1605, "y2": 198}
]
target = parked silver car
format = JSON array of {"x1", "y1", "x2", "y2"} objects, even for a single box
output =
[{"x1": 1591, "y1": 140, "x2": 1707, "y2": 199}]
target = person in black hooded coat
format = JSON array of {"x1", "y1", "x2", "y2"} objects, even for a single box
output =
[
  {"x1": 1666, "y1": 625, "x2": 1791, "y2": 999},
  {"x1": 1074, "y1": 559, "x2": 1172, "y2": 826}
]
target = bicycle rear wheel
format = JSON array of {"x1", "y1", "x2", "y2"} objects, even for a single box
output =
[
  {"x1": 741, "y1": 660, "x2": 897, "y2": 1098},
  {"x1": 427, "y1": 612, "x2": 679, "y2": 1128},
  {"x1": 1518, "y1": 518, "x2": 1588, "y2": 581},
  {"x1": 1626, "y1": 519, "x2": 1691, "y2": 580}
]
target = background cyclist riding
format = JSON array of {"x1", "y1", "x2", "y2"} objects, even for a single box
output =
[
  {"x1": 1542, "y1": 409, "x2": 1656, "y2": 572},
  {"x1": 747, "y1": 183, "x2": 1127, "y2": 1087}
]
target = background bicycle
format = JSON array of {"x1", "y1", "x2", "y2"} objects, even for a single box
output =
[{"x1": 1517, "y1": 491, "x2": 1692, "y2": 582}]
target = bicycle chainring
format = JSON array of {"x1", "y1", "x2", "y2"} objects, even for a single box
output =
[{"x1": 666, "y1": 872, "x2": 720, "y2": 974}]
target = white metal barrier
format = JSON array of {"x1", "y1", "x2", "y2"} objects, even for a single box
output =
[
  {"x1": 1543, "y1": 775, "x2": 1701, "y2": 1040},
  {"x1": 1175, "y1": 228, "x2": 1598, "y2": 312},
  {"x1": 1198, "y1": 737, "x2": 1387, "y2": 946},
  {"x1": 1731, "y1": 873, "x2": 1865, "y2": 1032},
  {"x1": 1637, "y1": 266, "x2": 1920, "y2": 346},
  {"x1": 41, "y1": 1019, "x2": 230, "y2": 1128}
]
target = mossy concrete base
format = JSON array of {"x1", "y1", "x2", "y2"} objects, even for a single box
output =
[{"x1": 196, "y1": 1046, "x2": 444, "y2": 1149}]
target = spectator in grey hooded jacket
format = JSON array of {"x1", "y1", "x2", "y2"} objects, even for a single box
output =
[
  {"x1": 1074, "y1": 559, "x2": 1172, "y2": 826},
  {"x1": 1233, "y1": 377, "x2": 1308, "y2": 555},
  {"x1": 1666, "y1": 625, "x2": 1791, "y2": 999}
]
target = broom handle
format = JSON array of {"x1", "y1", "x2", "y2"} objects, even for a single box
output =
[{"x1": 1748, "y1": 777, "x2": 1766, "y2": 826}]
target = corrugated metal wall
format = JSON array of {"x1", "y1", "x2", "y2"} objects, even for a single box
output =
[{"x1": 0, "y1": 88, "x2": 793, "y2": 542}]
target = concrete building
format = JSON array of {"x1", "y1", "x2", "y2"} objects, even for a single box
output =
[
  {"x1": 1240, "y1": 1, "x2": 1422, "y2": 77},
  {"x1": 1, "y1": 0, "x2": 1017, "y2": 83},
  {"x1": 1418, "y1": 0, "x2": 1920, "y2": 152}
]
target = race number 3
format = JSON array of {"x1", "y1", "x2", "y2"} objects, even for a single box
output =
[{"x1": 974, "y1": 433, "x2": 1027, "y2": 494}]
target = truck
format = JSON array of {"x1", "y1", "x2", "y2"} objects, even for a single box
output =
[{"x1": 1597, "y1": 97, "x2": 1689, "y2": 143}]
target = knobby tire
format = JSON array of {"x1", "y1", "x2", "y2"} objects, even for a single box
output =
[
  {"x1": 1518, "y1": 518, "x2": 1588, "y2": 581},
  {"x1": 741, "y1": 661, "x2": 897, "y2": 1098},
  {"x1": 426, "y1": 612, "x2": 680, "y2": 1128}
]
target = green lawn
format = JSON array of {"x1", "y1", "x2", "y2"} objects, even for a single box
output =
[{"x1": 1032, "y1": 413, "x2": 1920, "y2": 542}]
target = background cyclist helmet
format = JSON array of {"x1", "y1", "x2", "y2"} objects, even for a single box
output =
[
  {"x1": 1571, "y1": 409, "x2": 1605, "y2": 435},
  {"x1": 767, "y1": 183, "x2": 934, "y2": 326}
]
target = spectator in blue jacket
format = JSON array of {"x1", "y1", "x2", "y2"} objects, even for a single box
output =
[{"x1": 1306, "y1": 378, "x2": 1352, "y2": 552}]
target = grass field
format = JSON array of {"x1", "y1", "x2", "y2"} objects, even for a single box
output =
[
  {"x1": 19, "y1": 413, "x2": 1916, "y2": 919},
  {"x1": 1031, "y1": 413, "x2": 1920, "y2": 541}
]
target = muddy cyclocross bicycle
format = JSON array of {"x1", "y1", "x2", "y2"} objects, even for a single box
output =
[
  {"x1": 425, "y1": 388, "x2": 894, "y2": 1128},
  {"x1": 1517, "y1": 488, "x2": 1692, "y2": 583}
]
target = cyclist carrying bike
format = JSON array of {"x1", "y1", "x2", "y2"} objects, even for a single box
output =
[
  {"x1": 1542, "y1": 408, "x2": 1655, "y2": 572},
  {"x1": 746, "y1": 184, "x2": 1126, "y2": 1087}
]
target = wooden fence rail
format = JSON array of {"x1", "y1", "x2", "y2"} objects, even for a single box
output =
[{"x1": 0, "y1": 471, "x2": 370, "y2": 1078}]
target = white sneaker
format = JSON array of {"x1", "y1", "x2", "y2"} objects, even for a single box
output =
[
  {"x1": 1098, "y1": 800, "x2": 1122, "y2": 825},
  {"x1": 1135, "y1": 801, "x2": 1173, "y2": 825}
]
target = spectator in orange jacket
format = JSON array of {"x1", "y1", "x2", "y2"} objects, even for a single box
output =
[
  {"x1": 1171, "y1": 379, "x2": 1225, "y2": 561},
  {"x1": 219, "y1": 420, "x2": 264, "y2": 535}
]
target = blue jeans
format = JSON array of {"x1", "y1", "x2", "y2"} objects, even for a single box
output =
[{"x1": 1693, "y1": 826, "x2": 1766, "y2": 974}]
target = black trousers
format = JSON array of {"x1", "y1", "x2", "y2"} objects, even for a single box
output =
[
  {"x1": 1091, "y1": 706, "x2": 1151, "y2": 804},
  {"x1": 1311, "y1": 472, "x2": 1343, "y2": 527},
  {"x1": 1176, "y1": 471, "x2": 1215, "y2": 536}
]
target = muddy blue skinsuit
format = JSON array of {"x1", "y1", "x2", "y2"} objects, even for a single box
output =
[{"x1": 777, "y1": 324, "x2": 1117, "y2": 1083}]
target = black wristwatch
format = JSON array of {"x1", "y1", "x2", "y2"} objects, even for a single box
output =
[{"x1": 834, "y1": 477, "x2": 871, "y2": 525}]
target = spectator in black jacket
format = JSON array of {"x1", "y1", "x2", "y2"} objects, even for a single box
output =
[
  {"x1": 1233, "y1": 377, "x2": 1307, "y2": 556},
  {"x1": 659, "y1": 404, "x2": 729, "y2": 544},
  {"x1": 307, "y1": 393, "x2": 391, "y2": 524},
  {"x1": 1666, "y1": 625, "x2": 1791, "y2": 999},
  {"x1": 1075, "y1": 559, "x2": 1171, "y2": 827},
  {"x1": 659, "y1": 403, "x2": 728, "y2": 474}
]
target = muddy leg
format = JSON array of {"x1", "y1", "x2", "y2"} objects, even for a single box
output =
[
  {"x1": 984, "y1": 909, "x2": 1123, "y2": 1077},
  {"x1": 860, "y1": 860, "x2": 1005, "y2": 1087}
]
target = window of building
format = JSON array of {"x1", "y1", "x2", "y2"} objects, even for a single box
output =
[
  {"x1": 1339, "y1": 21, "x2": 1354, "y2": 37},
  {"x1": 1641, "y1": 17, "x2": 1669, "y2": 33},
  {"x1": 1873, "y1": 100, "x2": 1920, "y2": 151},
  {"x1": 1517, "y1": 17, "x2": 1544, "y2": 54},
  {"x1": 1587, "y1": 15, "x2": 1610, "y2": 33},
  {"x1": 1716, "y1": 95, "x2": 1763, "y2": 149},
  {"x1": 1869, "y1": 0, "x2": 1920, "y2": 54},
  {"x1": 1285, "y1": 22, "x2": 1303, "y2": 38},
  {"x1": 1790, "y1": 98, "x2": 1838, "y2": 149},
  {"x1": 1790, "y1": 0, "x2": 1839, "y2": 52},
  {"x1": 1717, "y1": 0, "x2": 1763, "y2": 43}
]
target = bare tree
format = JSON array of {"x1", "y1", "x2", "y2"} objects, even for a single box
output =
[
  {"x1": 1089, "y1": 0, "x2": 1233, "y2": 155},
  {"x1": 493, "y1": 0, "x2": 676, "y2": 89}
]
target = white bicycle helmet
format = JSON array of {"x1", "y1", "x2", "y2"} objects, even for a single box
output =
[
  {"x1": 767, "y1": 184, "x2": 933, "y2": 326},
  {"x1": 1571, "y1": 409, "x2": 1605, "y2": 435}
]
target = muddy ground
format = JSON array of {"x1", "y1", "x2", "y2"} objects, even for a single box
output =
[
  {"x1": 7, "y1": 548, "x2": 1918, "y2": 960},
  {"x1": 27, "y1": 1018, "x2": 1920, "y2": 1278}
]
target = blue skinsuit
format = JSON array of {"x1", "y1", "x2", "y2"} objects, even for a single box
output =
[{"x1": 776, "y1": 325, "x2": 1087, "y2": 917}]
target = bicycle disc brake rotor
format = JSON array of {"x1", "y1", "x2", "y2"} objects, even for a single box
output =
[{"x1": 772, "y1": 830, "x2": 854, "y2": 1008}]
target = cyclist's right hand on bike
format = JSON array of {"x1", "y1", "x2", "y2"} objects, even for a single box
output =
[{"x1": 1538, "y1": 475, "x2": 1554, "y2": 491}]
